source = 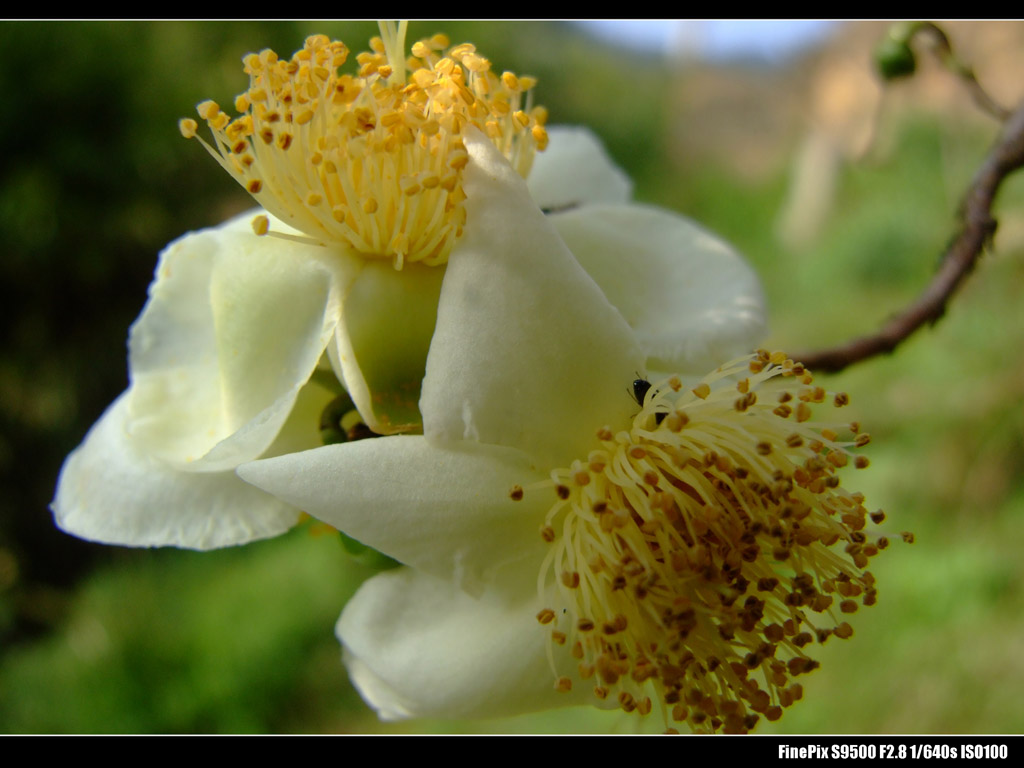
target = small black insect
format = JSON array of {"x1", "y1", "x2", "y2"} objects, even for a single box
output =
[
  {"x1": 631, "y1": 377, "x2": 667, "y2": 425},
  {"x1": 632, "y1": 378, "x2": 654, "y2": 408}
]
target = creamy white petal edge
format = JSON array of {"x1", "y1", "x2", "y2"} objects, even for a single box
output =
[
  {"x1": 239, "y1": 436, "x2": 547, "y2": 596},
  {"x1": 548, "y1": 203, "x2": 768, "y2": 374},
  {"x1": 338, "y1": 568, "x2": 599, "y2": 720},
  {"x1": 527, "y1": 125, "x2": 632, "y2": 209},
  {"x1": 127, "y1": 212, "x2": 355, "y2": 471},
  {"x1": 52, "y1": 213, "x2": 355, "y2": 549},
  {"x1": 53, "y1": 393, "x2": 303, "y2": 549},
  {"x1": 528, "y1": 127, "x2": 765, "y2": 375}
]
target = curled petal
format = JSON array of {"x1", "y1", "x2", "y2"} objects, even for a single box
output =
[
  {"x1": 127, "y1": 213, "x2": 357, "y2": 471},
  {"x1": 52, "y1": 393, "x2": 301, "y2": 549},
  {"x1": 549, "y1": 203, "x2": 767, "y2": 373},
  {"x1": 338, "y1": 568, "x2": 595, "y2": 720}
]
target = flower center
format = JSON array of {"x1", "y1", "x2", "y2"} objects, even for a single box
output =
[
  {"x1": 179, "y1": 22, "x2": 548, "y2": 269},
  {"x1": 526, "y1": 351, "x2": 907, "y2": 734}
]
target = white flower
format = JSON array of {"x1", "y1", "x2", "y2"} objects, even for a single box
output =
[
  {"x1": 52, "y1": 26, "x2": 764, "y2": 552},
  {"x1": 234, "y1": 133, "x2": 882, "y2": 733}
]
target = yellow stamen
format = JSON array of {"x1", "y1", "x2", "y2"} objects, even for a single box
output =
[
  {"x1": 529, "y1": 352, "x2": 904, "y2": 734},
  {"x1": 182, "y1": 23, "x2": 545, "y2": 269}
]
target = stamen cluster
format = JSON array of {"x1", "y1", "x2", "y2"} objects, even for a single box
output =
[
  {"x1": 525, "y1": 351, "x2": 906, "y2": 733},
  {"x1": 180, "y1": 25, "x2": 548, "y2": 268}
]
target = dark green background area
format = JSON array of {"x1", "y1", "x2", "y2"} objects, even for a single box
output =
[{"x1": 2, "y1": 20, "x2": 1023, "y2": 733}]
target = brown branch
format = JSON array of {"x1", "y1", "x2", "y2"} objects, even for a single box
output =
[{"x1": 794, "y1": 99, "x2": 1024, "y2": 374}]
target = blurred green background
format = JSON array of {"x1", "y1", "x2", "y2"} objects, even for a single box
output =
[{"x1": 2, "y1": 20, "x2": 1023, "y2": 733}]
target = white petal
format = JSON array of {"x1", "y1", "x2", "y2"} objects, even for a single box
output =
[
  {"x1": 238, "y1": 436, "x2": 547, "y2": 596},
  {"x1": 329, "y1": 259, "x2": 444, "y2": 435},
  {"x1": 549, "y1": 203, "x2": 768, "y2": 374},
  {"x1": 126, "y1": 218, "x2": 356, "y2": 471},
  {"x1": 527, "y1": 126, "x2": 632, "y2": 210},
  {"x1": 338, "y1": 568, "x2": 594, "y2": 720},
  {"x1": 257, "y1": 368, "x2": 339, "y2": 459},
  {"x1": 421, "y1": 129, "x2": 645, "y2": 469},
  {"x1": 52, "y1": 393, "x2": 301, "y2": 549}
]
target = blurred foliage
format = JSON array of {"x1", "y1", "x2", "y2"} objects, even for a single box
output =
[{"x1": 2, "y1": 20, "x2": 1023, "y2": 734}]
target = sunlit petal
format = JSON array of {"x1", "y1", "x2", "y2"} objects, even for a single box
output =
[
  {"x1": 549, "y1": 203, "x2": 767, "y2": 373},
  {"x1": 239, "y1": 436, "x2": 547, "y2": 596},
  {"x1": 339, "y1": 568, "x2": 594, "y2": 720},
  {"x1": 527, "y1": 126, "x2": 632, "y2": 210},
  {"x1": 421, "y1": 129, "x2": 645, "y2": 469},
  {"x1": 53, "y1": 394, "x2": 301, "y2": 549}
]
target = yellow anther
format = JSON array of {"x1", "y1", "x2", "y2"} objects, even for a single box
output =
[
  {"x1": 196, "y1": 100, "x2": 220, "y2": 120},
  {"x1": 399, "y1": 177, "x2": 421, "y2": 196},
  {"x1": 251, "y1": 215, "x2": 270, "y2": 236},
  {"x1": 448, "y1": 42, "x2": 476, "y2": 60},
  {"x1": 534, "y1": 353, "x2": 898, "y2": 734},
  {"x1": 448, "y1": 148, "x2": 469, "y2": 170},
  {"x1": 181, "y1": 25, "x2": 546, "y2": 268},
  {"x1": 178, "y1": 118, "x2": 198, "y2": 139},
  {"x1": 532, "y1": 124, "x2": 549, "y2": 151}
]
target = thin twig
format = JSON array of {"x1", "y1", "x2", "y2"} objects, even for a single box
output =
[
  {"x1": 795, "y1": 99, "x2": 1024, "y2": 374},
  {"x1": 917, "y1": 21, "x2": 1012, "y2": 121}
]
